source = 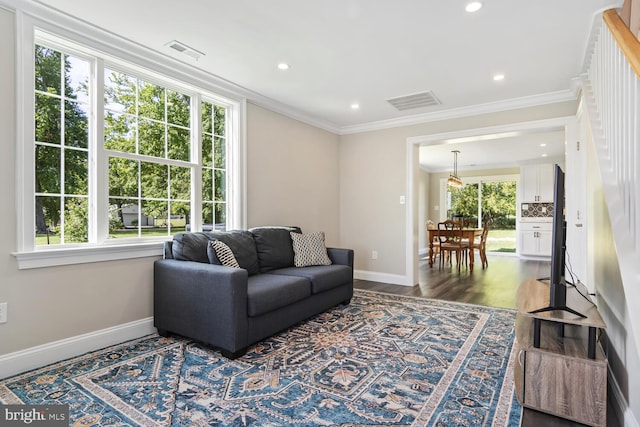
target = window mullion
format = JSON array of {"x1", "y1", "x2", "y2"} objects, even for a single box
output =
[
  {"x1": 191, "y1": 94, "x2": 203, "y2": 232},
  {"x1": 93, "y1": 57, "x2": 108, "y2": 243}
]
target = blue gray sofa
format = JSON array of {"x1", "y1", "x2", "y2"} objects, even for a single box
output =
[{"x1": 153, "y1": 226, "x2": 354, "y2": 359}]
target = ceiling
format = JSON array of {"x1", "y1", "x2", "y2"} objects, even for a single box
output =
[{"x1": 33, "y1": 0, "x2": 620, "y2": 169}]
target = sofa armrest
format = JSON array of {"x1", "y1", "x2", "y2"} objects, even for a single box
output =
[
  {"x1": 327, "y1": 248, "x2": 354, "y2": 270},
  {"x1": 154, "y1": 259, "x2": 249, "y2": 353}
]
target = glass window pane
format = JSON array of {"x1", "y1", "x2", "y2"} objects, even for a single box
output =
[
  {"x1": 214, "y1": 169, "x2": 226, "y2": 201},
  {"x1": 64, "y1": 197, "x2": 88, "y2": 243},
  {"x1": 167, "y1": 90, "x2": 190, "y2": 127},
  {"x1": 201, "y1": 101, "x2": 212, "y2": 134},
  {"x1": 214, "y1": 202, "x2": 226, "y2": 231},
  {"x1": 168, "y1": 126, "x2": 190, "y2": 161},
  {"x1": 35, "y1": 196, "x2": 61, "y2": 245},
  {"x1": 139, "y1": 119, "x2": 165, "y2": 158},
  {"x1": 64, "y1": 54, "x2": 89, "y2": 104},
  {"x1": 109, "y1": 198, "x2": 139, "y2": 232},
  {"x1": 138, "y1": 80, "x2": 165, "y2": 121},
  {"x1": 35, "y1": 94, "x2": 61, "y2": 144},
  {"x1": 35, "y1": 46, "x2": 61, "y2": 95},
  {"x1": 202, "y1": 168, "x2": 213, "y2": 201},
  {"x1": 140, "y1": 162, "x2": 168, "y2": 199},
  {"x1": 170, "y1": 165, "x2": 190, "y2": 200},
  {"x1": 104, "y1": 112, "x2": 136, "y2": 153},
  {"x1": 35, "y1": 145, "x2": 60, "y2": 193},
  {"x1": 64, "y1": 149, "x2": 88, "y2": 195},
  {"x1": 214, "y1": 105, "x2": 226, "y2": 137},
  {"x1": 170, "y1": 202, "x2": 189, "y2": 233},
  {"x1": 65, "y1": 100, "x2": 89, "y2": 148},
  {"x1": 109, "y1": 157, "x2": 139, "y2": 198},
  {"x1": 141, "y1": 199, "x2": 167, "y2": 228},
  {"x1": 202, "y1": 134, "x2": 213, "y2": 167},
  {"x1": 104, "y1": 69, "x2": 136, "y2": 113},
  {"x1": 201, "y1": 202, "x2": 213, "y2": 227},
  {"x1": 214, "y1": 137, "x2": 225, "y2": 169}
]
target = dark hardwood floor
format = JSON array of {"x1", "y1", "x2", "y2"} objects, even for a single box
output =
[{"x1": 354, "y1": 253, "x2": 619, "y2": 427}]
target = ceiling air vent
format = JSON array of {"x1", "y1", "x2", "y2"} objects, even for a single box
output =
[
  {"x1": 165, "y1": 40, "x2": 205, "y2": 60},
  {"x1": 386, "y1": 91, "x2": 441, "y2": 111}
]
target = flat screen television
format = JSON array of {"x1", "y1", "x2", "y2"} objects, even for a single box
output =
[{"x1": 529, "y1": 164, "x2": 585, "y2": 318}]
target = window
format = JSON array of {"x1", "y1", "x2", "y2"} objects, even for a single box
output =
[
  {"x1": 16, "y1": 26, "x2": 244, "y2": 267},
  {"x1": 104, "y1": 68, "x2": 194, "y2": 239},
  {"x1": 35, "y1": 46, "x2": 90, "y2": 245}
]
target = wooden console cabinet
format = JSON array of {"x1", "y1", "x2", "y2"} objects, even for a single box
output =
[{"x1": 514, "y1": 278, "x2": 607, "y2": 427}]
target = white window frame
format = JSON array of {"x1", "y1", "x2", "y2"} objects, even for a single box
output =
[{"x1": 13, "y1": 12, "x2": 246, "y2": 269}]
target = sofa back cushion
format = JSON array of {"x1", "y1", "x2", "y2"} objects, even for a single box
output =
[
  {"x1": 172, "y1": 232, "x2": 212, "y2": 263},
  {"x1": 250, "y1": 226, "x2": 301, "y2": 272},
  {"x1": 173, "y1": 230, "x2": 260, "y2": 276}
]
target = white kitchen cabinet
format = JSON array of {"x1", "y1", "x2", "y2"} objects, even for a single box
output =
[
  {"x1": 521, "y1": 164, "x2": 554, "y2": 202},
  {"x1": 519, "y1": 222, "x2": 552, "y2": 257}
]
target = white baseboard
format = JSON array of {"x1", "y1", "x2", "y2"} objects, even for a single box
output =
[
  {"x1": 0, "y1": 317, "x2": 155, "y2": 380},
  {"x1": 609, "y1": 364, "x2": 640, "y2": 427},
  {"x1": 354, "y1": 270, "x2": 413, "y2": 287}
]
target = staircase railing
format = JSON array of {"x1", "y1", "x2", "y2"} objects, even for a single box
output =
[{"x1": 581, "y1": 7, "x2": 640, "y2": 360}]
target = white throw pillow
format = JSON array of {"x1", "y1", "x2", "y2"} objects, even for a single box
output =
[{"x1": 290, "y1": 231, "x2": 332, "y2": 267}]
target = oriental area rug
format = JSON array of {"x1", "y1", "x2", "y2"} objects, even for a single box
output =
[{"x1": 0, "y1": 290, "x2": 522, "y2": 426}]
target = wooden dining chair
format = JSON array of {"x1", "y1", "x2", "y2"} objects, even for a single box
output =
[
  {"x1": 437, "y1": 220, "x2": 469, "y2": 271},
  {"x1": 472, "y1": 220, "x2": 490, "y2": 269},
  {"x1": 426, "y1": 221, "x2": 440, "y2": 263}
]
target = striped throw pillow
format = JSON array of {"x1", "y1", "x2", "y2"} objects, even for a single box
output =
[{"x1": 210, "y1": 240, "x2": 240, "y2": 268}]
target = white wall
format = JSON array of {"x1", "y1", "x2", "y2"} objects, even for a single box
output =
[{"x1": 246, "y1": 103, "x2": 341, "y2": 244}]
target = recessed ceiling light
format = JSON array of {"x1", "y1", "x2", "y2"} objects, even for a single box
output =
[
  {"x1": 540, "y1": 143, "x2": 547, "y2": 147},
  {"x1": 277, "y1": 63, "x2": 290, "y2": 70},
  {"x1": 351, "y1": 103, "x2": 360, "y2": 110},
  {"x1": 542, "y1": 153, "x2": 548, "y2": 157},
  {"x1": 493, "y1": 74, "x2": 505, "y2": 81},
  {"x1": 465, "y1": 2, "x2": 483, "y2": 13}
]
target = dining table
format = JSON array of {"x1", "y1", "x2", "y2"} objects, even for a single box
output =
[{"x1": 427, "y1": 227, "x2": 483, "y2": 272}]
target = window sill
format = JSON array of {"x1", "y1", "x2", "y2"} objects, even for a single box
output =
[{"x1": 13, "y1": 241, "x2": 164, "y2": 269}]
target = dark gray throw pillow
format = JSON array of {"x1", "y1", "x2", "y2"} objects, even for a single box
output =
[{"x1": 250, "y1": 226, "x2": 301, "y2": 272}]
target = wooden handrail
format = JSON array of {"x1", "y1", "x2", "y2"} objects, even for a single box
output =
[{"x1": 603, "y1": 8, "x2": 640, "y2": 78}]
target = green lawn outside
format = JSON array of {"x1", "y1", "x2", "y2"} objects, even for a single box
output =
[
  {"x1": 485, "y1": 229, "x2": 516, "y2": 253},
  {"x1": 36, "y1": 226, "x2": 187, "y2": 246}
]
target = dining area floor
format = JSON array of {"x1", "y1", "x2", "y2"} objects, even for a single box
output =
[{"x1": 357, "y1": 253, "x2": 550, "y2": 310}]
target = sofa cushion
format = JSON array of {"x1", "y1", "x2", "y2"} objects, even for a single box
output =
[
  {"x1": 290, "y1": 231, "x2": 332, "y2": 267},
  {"x1": 209, "y1": 231, "x2": 260, "y2": 275},
  {"x1": 210, "y1": 240, "x2": 240, "y2": 268},
  {"x1": 267, "y1": 265, "x2": 352, "y2": 294},
  {"x1": 172, "y1": 232, "x2": 212, "y2": 263},
  {"x1": 246, "y1": 274, "x2": 311, "y2": 317},
  {"x1": 250, "y1": 226, "x2": 301, "y2": 272}
]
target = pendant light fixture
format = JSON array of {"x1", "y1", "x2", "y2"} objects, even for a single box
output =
[{"x1": 447, "y1": 150, "x2": 463, "y2": 189}]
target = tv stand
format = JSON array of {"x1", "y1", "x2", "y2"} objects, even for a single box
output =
[
  {"x1": 514, "y1": 278, "x2": 607, "y2": 427},
  {"x1": 529, "y1": 304, "x2": 586, "y2": 319}
]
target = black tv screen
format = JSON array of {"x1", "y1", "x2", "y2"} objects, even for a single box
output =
[
  {"x1": 549, "y1": 164, "x2": 566, "y2": 307},
  {"x1": 530, "y1": 164, "x2": 584, "y2": 318}
]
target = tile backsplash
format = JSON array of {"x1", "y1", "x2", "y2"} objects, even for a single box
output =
[{"x1": 521, "y1": 202, "x2": 554, "y2": 218}]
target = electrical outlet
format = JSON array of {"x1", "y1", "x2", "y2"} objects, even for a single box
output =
[
  {"x1": 372, "y1": 250, "x2": 378, "y2": 260},
  {"x1": 0, "y1": 302, "x2": 7, "y2": 324}
]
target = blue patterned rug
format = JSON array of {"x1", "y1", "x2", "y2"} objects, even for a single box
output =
[{"x1": 0, "y1": 290, "x2": 521, "y2": 426}]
